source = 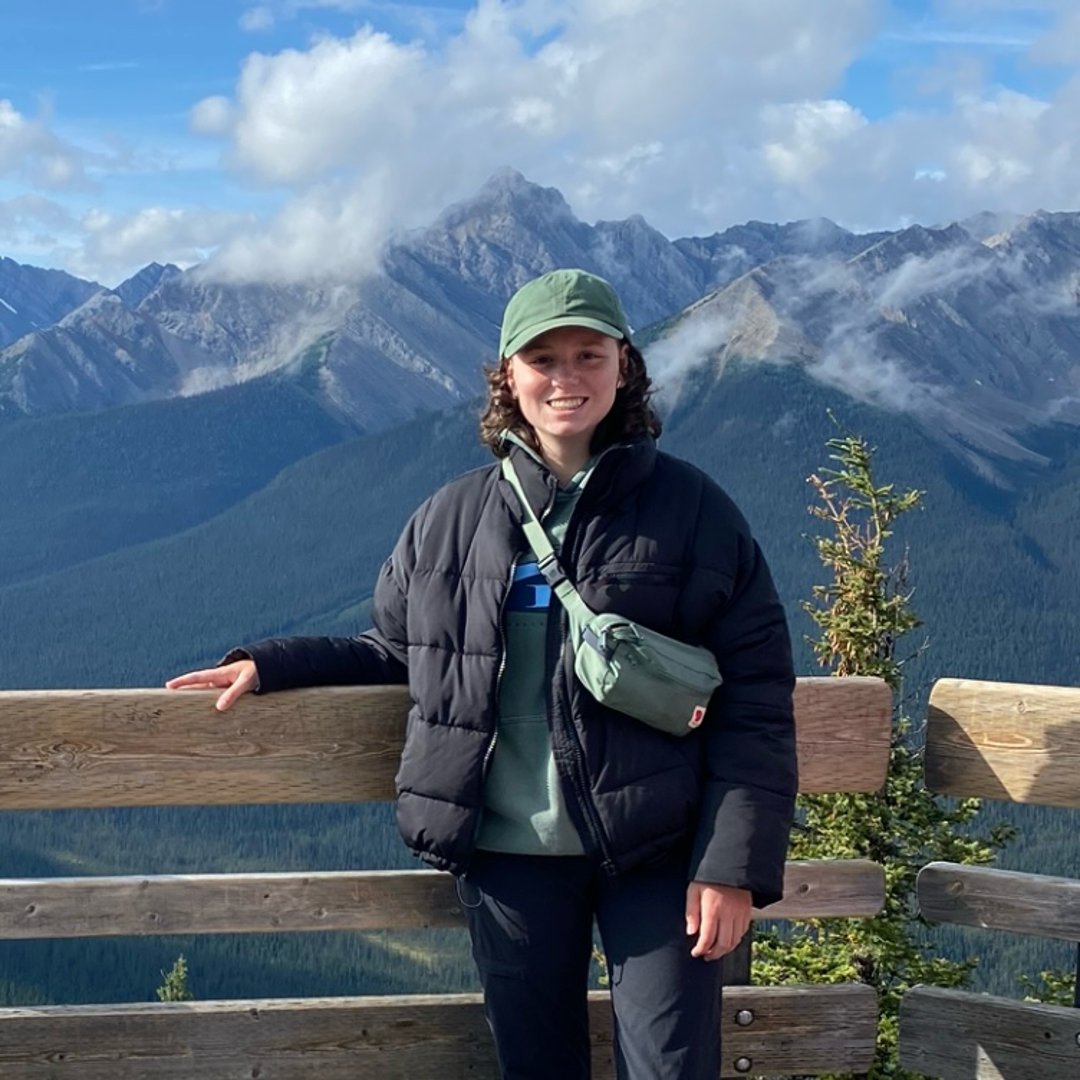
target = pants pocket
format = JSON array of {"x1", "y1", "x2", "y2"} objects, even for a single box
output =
[{"x1": 458, "y1": 873, "x2": 528, "y2": 980}]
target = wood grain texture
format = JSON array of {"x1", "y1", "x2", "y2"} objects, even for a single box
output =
[
  {"x1": 0, "y1": 677, "x2": 890, "y2": 810},
  {"x1": 0, "y1": 870, "x2": 463, "y2": 939},
  {"x1": 899, "y1": 985, "x2": 1080, "y2": 1079},
  {"x1": 926, "y1": 679, "x2": 1080, "y2": 807},
  {"x1": 792, "y1": 676, "x2": 892, "y2": 793},
  {"x1": 0, "y1": 860, "x2": 884, "y2": 940},
  {"x1": 0, "y1": 984, "x2": 878, "y2": 1079},
  {"x1": 917, "y1": 862, "x2": 1080, "y2": 942},
  {"x1": 0, "y1": 686, "x2": 408, "y2": 809},
  {"x1": 772, "y1": 859, "x2": 885, "y2": 919}
]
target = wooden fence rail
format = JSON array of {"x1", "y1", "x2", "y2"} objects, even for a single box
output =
[
  {"x1": 0, "y1": 677, "x2": 891, "y2": 809},
  {"x1": 0, "y1": 859, "x2": 886, "y2": 940},
  {"x1": 899, "y1": 678, "x2": 1080, "y2": 1080},
  {"x1": 0, "y1": 676, "x2": 892, "y2": 1079},
  {"x1": 0, "y1": 985, "x2": 880, "y2": 1080}
]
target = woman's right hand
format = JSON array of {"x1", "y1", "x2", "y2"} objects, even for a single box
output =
[{"x1": 165, "y1": 659, "x2": 258, "y2": 712}]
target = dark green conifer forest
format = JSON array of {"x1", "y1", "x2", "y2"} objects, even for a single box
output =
[{"x1": 0, "y1": 360, "x2": 1077, "y2": 1006}]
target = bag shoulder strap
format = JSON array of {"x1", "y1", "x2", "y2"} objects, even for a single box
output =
[{"x1": 500, "y1": 456, "x2": 595, "y2": 626}]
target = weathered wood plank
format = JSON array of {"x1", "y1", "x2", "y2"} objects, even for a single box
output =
[
  {"x1": 0, "y1": 687, "x2": 408, "y2": 809},
  {"x1": 918, "y1": 862, "x2": 1080, "y2": 942},
  {"x1": 0, "y1": 678, "x2": 889, "y2": 810},
  {"x1": 0, "y1": 984, "x2": 878, "y2": 1079},
  {"x1": 793, "y1": 676, "x2": 892, "y2": 793},
  {"x1": 773, "y1": 859, "x2": 885, "y2": 919},
  {"x1": 899, "y1": 985, "x2": 1080, "y2": 1079},
  {"x1": 926, "y1": 679, "x2": 1080, "y2": 807},
  {"x1": 0, "y1": 870, "x2": 461, "y2": 938},
  {"x1": 0, "y1": 859, "x2": 883, "y2": 939}
]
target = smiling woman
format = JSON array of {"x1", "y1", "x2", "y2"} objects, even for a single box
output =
[{"x1": 167, "y1": 266, "x2": 797, "y2": 1080}]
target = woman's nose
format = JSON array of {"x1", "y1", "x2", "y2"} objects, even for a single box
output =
[{"x1": 550, "y1": 359, "x2": 578, "y2": 385}]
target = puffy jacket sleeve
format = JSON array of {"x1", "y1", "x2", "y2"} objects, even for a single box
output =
[
  {"x1": 688, "y1": 510, "x2": 797, "y2": 910},
  {"x1": 225, "y1": 504, "x2": 425, "y2": 693}
]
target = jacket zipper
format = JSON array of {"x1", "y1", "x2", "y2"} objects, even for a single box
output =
[
  {"x1": 502, "y1": 448, "x2": 620, "y2": 873},
  {"x1": 481, "y1": 550, "x2": 520, "y2": 786},
  {"x1": 465, "y1": 549, "x2": 519, "y2": 866},
  {"x1": 546, "y1": 471, "x2": 617, "y2": 874},
  {"x1": 556, "y1": 605, "x2": 615, "y2": 872}
]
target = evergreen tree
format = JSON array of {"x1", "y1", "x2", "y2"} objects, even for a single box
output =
[
  {"x1": 156, "y1": 955, "x2": 194, "y2": 1002},
  {"x1": 752, "y1": 425, "x2": 1013, "y2": 1079},
  {"x1": 1020, "y1": 968, "x2": 1075, "y2": 1007}
]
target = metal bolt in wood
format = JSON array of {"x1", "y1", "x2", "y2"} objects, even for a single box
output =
[
  {"x1": 734, "y1": 1057, "x2": 752, "y2": 1073},
  {"x1": 735, "y1": 1009, "x2": 754, "y2": 1026}
]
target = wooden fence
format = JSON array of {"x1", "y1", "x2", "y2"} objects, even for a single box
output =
[
  {"x1": 0, "y1": 676, "x2": 891, "y2": 1078},
  {"x1": 900, "y1": 678, "x2": 1080, "y2": 1080}
]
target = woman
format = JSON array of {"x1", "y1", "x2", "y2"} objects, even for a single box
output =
[{"x1": 168, "y1": 268, "x2": 797, "y2": 1080}]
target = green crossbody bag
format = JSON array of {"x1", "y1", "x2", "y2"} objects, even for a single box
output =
[{"x1": 501, "y1": 457, "x2": 722, "y2": 736}]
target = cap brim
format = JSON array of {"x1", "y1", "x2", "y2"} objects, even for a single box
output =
[{"x1": 502, "y1": 316, "x2": 626, "y2": 358}]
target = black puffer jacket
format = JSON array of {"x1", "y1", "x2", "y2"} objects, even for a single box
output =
[{"x1": 242, "y1": 437, "x2": 797, "y2": 907}]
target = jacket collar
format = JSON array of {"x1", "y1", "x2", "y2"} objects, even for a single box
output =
[{"x1": 498, "y1": 430, "x2": 657, "y2": 520}]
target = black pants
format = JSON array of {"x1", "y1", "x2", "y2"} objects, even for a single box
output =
[{"x1": 459, "y1": 849, "x2": 723, "y2": 1080}]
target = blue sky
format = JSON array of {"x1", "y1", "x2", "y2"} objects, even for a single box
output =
[{"x1": 2, "y1": 0, "x2": 1078, "y2": 284}]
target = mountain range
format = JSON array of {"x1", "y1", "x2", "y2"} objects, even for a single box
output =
[
  {"x1": 6, "y1": 170, "x2": 1080, "y2": 483},
  {"x1": 1, "y1": 171, "x2": 1080, "y2": 1006},
  {"x1": 4, "y1": 168, "x2": 1080, "y2": 680}
]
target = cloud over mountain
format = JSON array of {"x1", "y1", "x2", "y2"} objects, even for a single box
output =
[
  {"x1": 6, "y1": 170, "x2": 1080, "y2": 491},
  {"x1": 186, "y1": 0, "x2": 1080, "y2": 287},
  {"x1": 4, "y1": 1, "x2": 1080, "y2": 285}
]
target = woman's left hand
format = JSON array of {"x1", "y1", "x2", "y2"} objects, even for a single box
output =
[{"x1": 685, "y1": 881, "x2": 752, "y2": 961}]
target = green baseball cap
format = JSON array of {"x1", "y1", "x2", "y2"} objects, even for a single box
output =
[{"x1": 499, "y1": 269, "x2": 632, "y2": 359}]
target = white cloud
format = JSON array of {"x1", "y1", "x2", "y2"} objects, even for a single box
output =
[
  {"x1": 11, "y1": 0, "x2": 1080, "y2": 284},
  {"x1": 240, "y1": 5, "x2": 276, "y2": 32},
  {"x1": 62, "y1": 205, "x2": 259, "y2": 284},
  {"x1": 0, "y1": 99, "x2": 92, "y2": 191},
  {"x1": 188, "y1": 0, "x2": 878, "y2": 280},
  {"x1": 189, "y1": 95, "x2": 234, "y2": 136},
  {"x1": 185, "y1": 0, "x2": 1080, "y2": 283},
  {"x1": 761, "y1": 100, "x2": 870, "y2": 184},
  {"x1": 79, "y1": 62, "x2": 142, "y2": 73},
  {"x1": 206, "y1": 176, "x2": 392, "y2": 281},
  {"x1": 238, "y1": 0, "x2": 460, "y2": 36},
  {"x1": 0, "y1": 194, "x2": 80, "y2": 252},
  {"x1": 216, "y1": 28, "x2": 428, "y2": 186},
  {"x1": 646, "y1": 309, "x2": 737, "y2": 407},
  {"x1": 1029, "y1": 7, "x2": 1080, "y2": 62}
]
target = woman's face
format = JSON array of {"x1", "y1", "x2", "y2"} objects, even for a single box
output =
[{"x1": 507, "y1": 325, "x2": 627, "y2": 468}]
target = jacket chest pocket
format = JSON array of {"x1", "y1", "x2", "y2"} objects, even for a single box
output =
[{"x1": 587, "y1": 568, "x2": 682, "y2": 631}]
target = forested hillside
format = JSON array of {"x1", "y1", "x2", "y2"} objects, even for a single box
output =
[
  {"x1": 0, "y1": 379, "x2": 354, "y2": 591},
  {"x1": 2, "y1": 355, "x2": 1079, "y2": 1004}
]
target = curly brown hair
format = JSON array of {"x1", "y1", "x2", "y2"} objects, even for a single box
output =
[{"x1": 478, "y1": 343, "x2": 662, "y2": 457}]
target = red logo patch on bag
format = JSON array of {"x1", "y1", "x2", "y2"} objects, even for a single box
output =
[{"x1": 688, "y1": 705, "x2": 707, "y2": 729}]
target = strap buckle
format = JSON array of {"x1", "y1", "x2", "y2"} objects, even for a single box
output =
[{"x1": 536, "y1": 552, "x2": 567, "y2": 588}]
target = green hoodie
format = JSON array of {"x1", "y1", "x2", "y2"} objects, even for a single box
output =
[{"x1": 476, "y1": 443, "x2": 592, "y2": 855}]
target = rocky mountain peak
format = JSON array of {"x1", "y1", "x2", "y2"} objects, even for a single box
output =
[
  {"x1": 984, "y1": 211, "x2": 1080, "y2": 284},
  {"x1": 959, "y1": 210, "x2": 1025, "y2": 242},
  {"x1": 436, "y1": 168, "x2": 576, "y2": 233},
  {"x1": 115, "y1": 262, "x2": 183, "y2": 309},
  {"x1": 0, "y1": 257, "x2": 102, "y2": 348},
  {"x1": 850, "y1": 221, "x2": 984, "y2": 278}
]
